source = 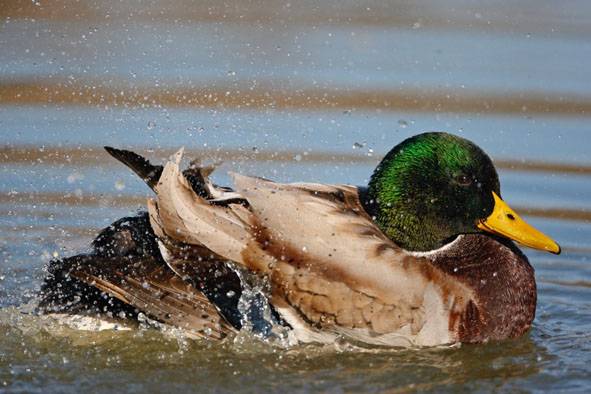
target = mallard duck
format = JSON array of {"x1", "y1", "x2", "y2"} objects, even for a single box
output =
[{"x1": 40, "y1": 132, "x2": 560, "y2": 346}]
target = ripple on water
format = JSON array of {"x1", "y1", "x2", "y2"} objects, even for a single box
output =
[{"x1": 0, "y1": 295, "x2": 589, "y2": 392}]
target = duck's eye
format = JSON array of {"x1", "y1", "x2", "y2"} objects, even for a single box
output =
[{"x1": 456, "y1": 174, "x2": 471, "y2": 185}]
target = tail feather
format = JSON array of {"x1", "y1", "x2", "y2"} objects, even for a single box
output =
[{"x1": 105, "y1": 146, "x2": 163, "y2": 191}]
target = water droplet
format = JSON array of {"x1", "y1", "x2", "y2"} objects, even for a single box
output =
[{"x1": 67, "y1": 172, "x2": 85, "y2": 184}]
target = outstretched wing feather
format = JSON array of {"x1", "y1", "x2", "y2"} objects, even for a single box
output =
[{"x1": 67, "y1": 255, "x2": 232, "y2": 340}]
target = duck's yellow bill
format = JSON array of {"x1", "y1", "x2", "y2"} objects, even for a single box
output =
[{"x1": 477, "y1": 191, "x2": 561, "y2": 254}]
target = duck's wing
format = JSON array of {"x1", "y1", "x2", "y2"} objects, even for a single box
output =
[
  {"x1": 150, "y1": 150, "x2": 475, "y2": 346},
  {"x1": 147, "y1": 149, "x2": 255, "y2": 265},
  {"x1": 40, "y1": 210, "x2": 236, "y2": 340},
  {"x1": 43, "y1": 253, "x2": 233, "y2": 340},
  {"x1": 69, "y1": 255, "x2": 232, "y2": 339}
]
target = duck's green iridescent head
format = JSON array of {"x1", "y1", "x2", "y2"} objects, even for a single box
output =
[{"x1": 364, "y1": 132, "x2": 560, "y2": 254}]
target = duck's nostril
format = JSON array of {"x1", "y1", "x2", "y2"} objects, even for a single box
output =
[{"x1": 507, "y1": 214, "x2": 515, "y2": 220}]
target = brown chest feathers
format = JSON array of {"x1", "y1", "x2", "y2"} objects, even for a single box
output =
[{"x1": 429, "y1": 234, "x2": 536, "y2": 342}]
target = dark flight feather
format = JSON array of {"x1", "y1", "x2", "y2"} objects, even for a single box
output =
[{"x1": 104, "y1": 146, "x2": 163, "y2": 191}]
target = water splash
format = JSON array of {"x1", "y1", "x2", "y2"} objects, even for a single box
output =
[{"x1": 231, "y1": 264, "x2": 292, "y2": 346}]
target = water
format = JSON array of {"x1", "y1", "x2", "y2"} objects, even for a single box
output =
[{"x1": 1, "y1": 1, "x2": 590, "y2": 392}]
